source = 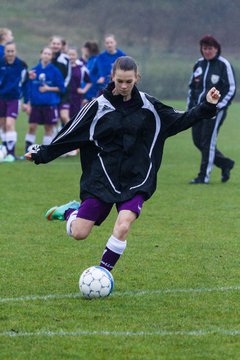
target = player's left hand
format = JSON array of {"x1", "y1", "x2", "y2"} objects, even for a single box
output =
[{"x1": 206, "y1": 87, "x2": 221, "y2": 104}]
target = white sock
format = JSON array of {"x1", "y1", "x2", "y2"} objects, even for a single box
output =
[
  {"x1": 106, "y1": 235, "x2": 127, "y2": 255},
  {"x1": 42, "y1": 135, "x2": 53, "y2": 145},
  {"x1": 6, "y1": 131, "x2": 17, "y2": 153},
  {"x1": 66, "y1": 210, "x2": 78, "y2": 236},
  {"x1": 1, "y1": 131, "x2": 6, "y2": 143},
  {"x1": 25, "y1": 133, "x2": 36, "y2": 144}
]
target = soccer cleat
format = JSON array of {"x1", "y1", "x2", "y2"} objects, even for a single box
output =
[
  {"x1": 45, "y1": 200, "x2": 80, "y2": 221},
  {"x1": 2, "y1": 154, "x2": 15, "y2": 163},
  {"x1": 221, "y1": 161, "x2": 235, "y2": 183},
  {"x1": 189, "y1": 177, "x2": 208, "y2": 184}
]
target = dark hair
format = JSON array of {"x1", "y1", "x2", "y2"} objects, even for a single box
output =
[
  {"x1": 112, "y1": 56, "x2": 138, "y2": 75},
  {"x1": 83, "y1": 41, "x2": 99, "y2": 56},
  {"x1": 199, "y1": 35, "x2": 221, "y2": 56}
]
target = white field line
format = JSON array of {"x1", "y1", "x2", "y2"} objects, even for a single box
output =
[
  {"x1": 1, "y1": 329, "x2": 240, "y2": 337},
  {"x1": 1, "y1": 285, "x2": 240, "y2": 303}
]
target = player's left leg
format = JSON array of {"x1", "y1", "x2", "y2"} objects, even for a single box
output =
[
  {"x1": 100, "y1": 194, "x2": 144, "y2": 271},
  {"x1": 42, "y1": 105, "x2": 59, "y2": 145},
  {"x1": 60, "y1": 107, "x2": 70, "y2": 125},
  {"x1": 5, "y1": 116, "x2": 17, "y2": 160},
  {"x1": 0, "y1": 117, "x2": 5, "y2": 144},
  {"x1": 4, "y1": 99, "x2": 20, "y2": 161},
  {"x1": 43, "y1": 124, "x2": 55, "y2": 145},
  {"x1": 213, "y1": 109, "x2": 235, "y2": 182}
]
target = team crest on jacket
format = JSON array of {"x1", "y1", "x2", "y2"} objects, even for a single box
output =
[
  {"x1": 194, "y1": 66, "x2": 202, "y2": 78},
  {"x1": 211, "y1": 74, "x2": 220, "y2": 84}
]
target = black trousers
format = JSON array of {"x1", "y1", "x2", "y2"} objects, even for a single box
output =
[{"x1": 192, "y1": 108, "x2": 233, "y2": 182}]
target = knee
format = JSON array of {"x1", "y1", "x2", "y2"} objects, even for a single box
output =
[
  {"x1": 71, "y1": 228, "x2": 88, "y2": 240},
  {"x1": 71, "y1": 223, "x2": 90, "y2": 240},
  {"x1": 115, "y1": 220, "x2": 131, "y2": 239}
]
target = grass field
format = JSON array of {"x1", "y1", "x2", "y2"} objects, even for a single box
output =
[{"x1": 1, "y1": 101, "x2": 240, "y2": 359}]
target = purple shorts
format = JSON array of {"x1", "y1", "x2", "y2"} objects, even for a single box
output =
[
  {"x1": 58, "y1": 103, "x2": 70, "y2": 111},
  {"x1": 29, "y1": 105, "x2": 59, "y2": 125},
  {"x1": 0, "y1": 99, "x2": 20, "y2": 118},
  {"x1": 76, "y1": 194, "x2": 145, "y2": 226}
]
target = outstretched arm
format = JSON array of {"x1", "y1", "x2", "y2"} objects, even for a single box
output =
[
  {"x1": 25, "y1": 99, "x2": 98, "y2": 164},
  {"x1": 154, "y1": 87, "x2": 221, "y2": 138}
]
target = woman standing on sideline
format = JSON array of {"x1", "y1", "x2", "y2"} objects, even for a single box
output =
[
  {"x1": 187, "y1": 35, "x2": 236, "y2": 184},
  {"x1": 0, "y1": 28, "x2": 13, "y2": 58},
  {"x1": 25, "y1": 56, "x2": 220, "y2": 273}
]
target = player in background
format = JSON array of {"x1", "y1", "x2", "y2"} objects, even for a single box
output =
[
  {"x1": 0, "y1": 28, "x2": 14, "y2": 141},
  {"x1": 187, "y1": 35, "x2": 236, "y2": 184},
  {"x1": 68, "y1": 47, "x2": 92, "y2": 119},
  {"x1": 0, "y1": 28, "x2": 13, "y2": 58},
  {"x1": 61, "y1": 38, "x2": 69, "y2": 55},
  {"x1": 81, "y1": 41, "x2": 101, "y2": 104},
  {"x1": 23, "y1": 47, "x2": 65, "y2": 152},
  {"x1": 0, "y1": 41, "x2": 29, "y2": 162},
  {"x1": 49, "y1": 36, "x2": 71, "y2": 128},
  {"x1": 94, "y1": 34, "x2": 126, "y2": 94},
  {"x1": 25, "y1": 56, "x2": 221, "y2": 273}
]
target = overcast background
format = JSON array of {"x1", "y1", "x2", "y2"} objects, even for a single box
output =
[{"x1": 1, "y1": 0, "x2": 239, "y2": 99}]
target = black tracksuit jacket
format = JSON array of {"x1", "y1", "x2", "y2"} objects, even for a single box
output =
[
  {"x1": 31, "y1": 83, "x2": 216, "y2": 203},
  {"x1": 187, "y1": 55, "x2": 236, "y2": 110}
]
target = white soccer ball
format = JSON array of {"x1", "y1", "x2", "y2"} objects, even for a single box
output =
[
  {"x1": 0, "y1": 144, "x2": 7, "y2": 162},
  {"x1": 79, "y1": 266, "x2": 114, "y2": 299}
]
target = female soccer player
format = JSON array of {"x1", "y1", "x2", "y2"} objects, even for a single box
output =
[
  {"x1": 25, "y1": 56, "x2": 220, "y2": 272},
  {"x1": 23, "y1": 47, "x2": 65, "y2": 152},
  {"x1": 95, "y1": 34, "x2": 126, "y2": 94},
  {"x1": 0, "y1": 41, "x2": 29, "y2": 162},
  {"x1": 68, "y1": 47, "x2": 92, "y2": 118}
]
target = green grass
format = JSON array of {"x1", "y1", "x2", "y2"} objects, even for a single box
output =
[{"x1": 1, "y1": 102, "x2": 240, "y2": 359}]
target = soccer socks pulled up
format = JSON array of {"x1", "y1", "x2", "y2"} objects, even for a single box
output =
[
  {"x1": 5, "y1": 131, "x2": 17, "y2": 155},
  {"x1": 100, "y1": 235, "x2": 127, "y2": 271},
  {"x1": 25, "y1": 133, "x2": 36, "y2": 152},
  {"x1": 42, "y1": 134, "x2": 54, "y2": 145}
]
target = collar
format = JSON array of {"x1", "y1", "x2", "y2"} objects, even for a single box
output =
[{"x1": 103, "y1": 82, "x2": 143, "y2": 109}]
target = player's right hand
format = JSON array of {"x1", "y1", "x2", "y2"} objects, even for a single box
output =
[
  {"x1": 24, "y1": 152, "x2": 33, "y2": 161},
  {"x1": 24, "y1": 144, "x2": 41, "y2": 161}
]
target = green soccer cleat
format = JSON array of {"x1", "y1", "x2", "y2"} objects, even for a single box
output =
[
  {"x1": 45, "y1": 200, "x2": 80, "y2": 221},
  {"x1": 2, "y1": 154, "x2": 15, "y2": 163}
]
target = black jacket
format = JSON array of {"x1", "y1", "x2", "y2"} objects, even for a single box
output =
[
  {"x1": 187, "y1": 55, "x2": 236, "y2": 110},
  {"x1": 32, "y1": 83, "x2": 216, "y2": 203}
]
